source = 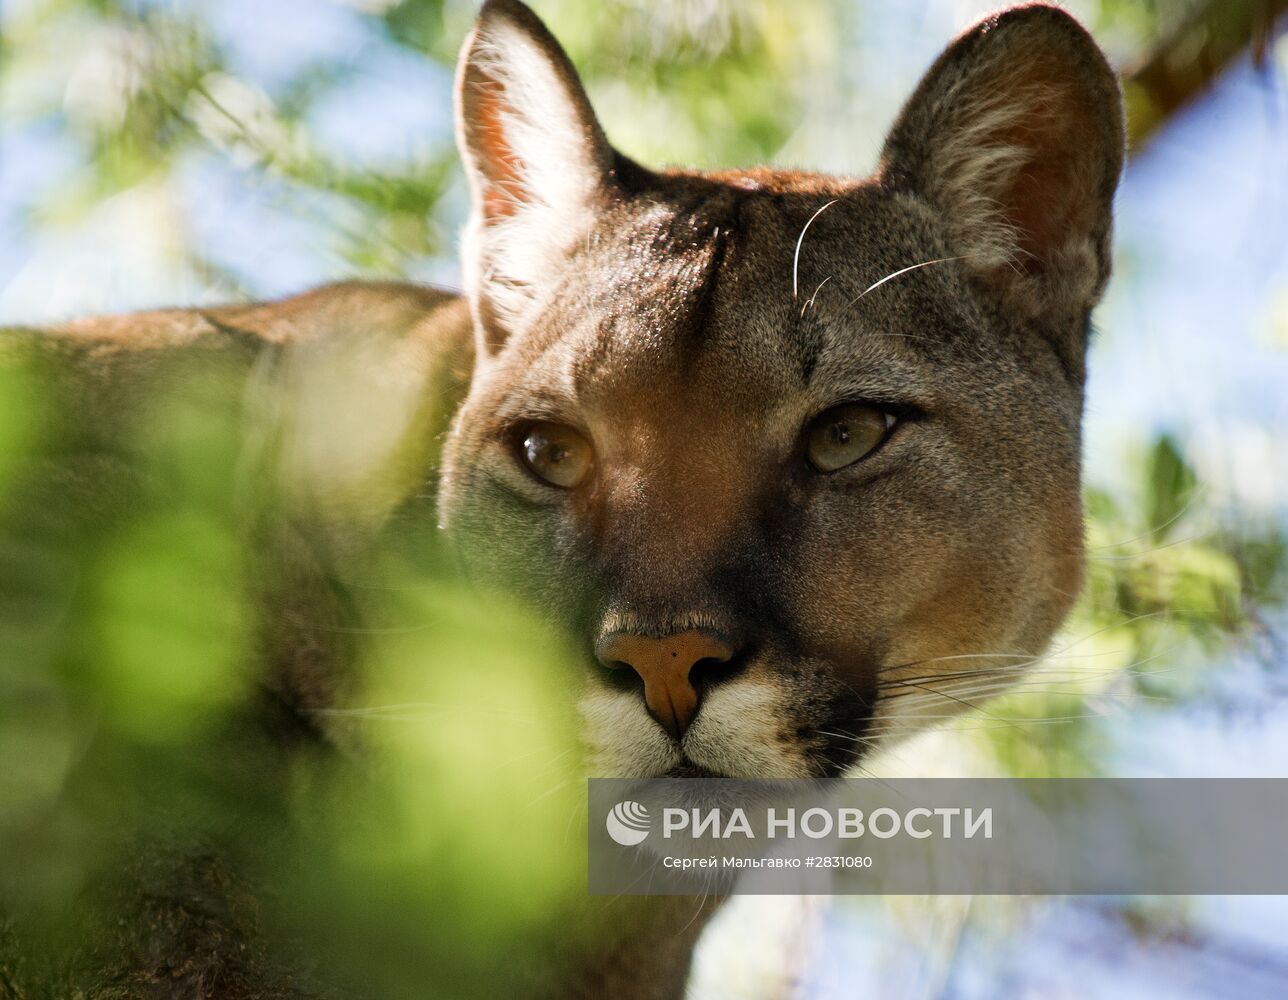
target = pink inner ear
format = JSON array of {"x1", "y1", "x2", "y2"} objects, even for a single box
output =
[
  {"x1": 991, "y1": 74, "x2": 1101, "y2": 275},
  {"x1": 469, "y1": 74, "x2": 527, "y2": 221}
]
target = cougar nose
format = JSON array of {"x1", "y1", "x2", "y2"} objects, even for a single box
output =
[{"x1": 595, "y1": 630, "x2": 736, "y2": 739}]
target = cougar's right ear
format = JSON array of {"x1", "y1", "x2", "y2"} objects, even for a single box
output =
[{"x1": 456, "y1": 0, "x2": 615, "y2": 355}]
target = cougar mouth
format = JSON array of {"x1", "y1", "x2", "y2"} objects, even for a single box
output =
[{"x1": 665, "y1": 760, "x2": 730, "y2": 779}]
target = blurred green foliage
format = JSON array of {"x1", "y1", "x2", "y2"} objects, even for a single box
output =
[
  {"x1": 0, "y1": 0, "x2": 838, "y2": 289},
  {"x1": 0, "y1": 338, "x2": 597, "y2": 996}
]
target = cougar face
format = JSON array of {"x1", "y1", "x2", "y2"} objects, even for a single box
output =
[{"x1": 437, "y1": 1, "x2": 1124, "y2": 779}]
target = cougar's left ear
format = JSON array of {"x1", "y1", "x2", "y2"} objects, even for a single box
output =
[
  {"x1": 456, "y1": 0, "x2": 615, "y2": 355},
  {"x1": 880, "y1": 4, "x2": 1124, "y2": 338}
]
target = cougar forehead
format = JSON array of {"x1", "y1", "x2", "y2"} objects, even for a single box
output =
[{"x1": 483, "y1": 178, "x2": 1008, "y2": 419}]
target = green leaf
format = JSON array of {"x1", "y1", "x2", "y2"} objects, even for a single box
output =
[{"x1": 1145, "y1": 433, "x2": 1196, "y2": 542}]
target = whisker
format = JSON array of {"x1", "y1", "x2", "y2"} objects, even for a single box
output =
[
  {"x1": 884, "y1": 678, "x2": 1008, "y2": 719},
  {"x1": 1086, "y1": 491, "x2": 1207, "y2": 550},
  {"x1": 881, "y1": 661, "x2": 1172, "y2": 701},
  {"x1": 527, "y1": 774, "x2": 576, "y2": 807},
  {"x1": 881, "y1": 657, "x2": 1160, "y2": 689},
  {"x1": 880, "y1": 681, "x2": 1170, "y2": 709},
  {"x1": 500, "y1": 745, "x2": 575, "y2": 774},
  {"x1": 874, "y1": 647, "x2": 1180, "y2": 731},
  {"x1": 817, "y1": 728, "x2": 878, "y2": 746},
  {"x1": 879, "y1": 651, "x2": 1040, "y2": 674},
  {"x1": 867, "y1": 713, "x2": 1108, "y2": 735},
  {"x1": 800, "y1": 275, "x2": 833, "y2": 317},
  {"x1": 791, "y1": 199, "x2": 839, "y2": 300},
  {"x1": 871, "y1": 685, "x2": 1156, "y2": 720},
  {"x1": 845, "y1": 256, "x2": 965, "y2": 308},
  {"x1": 882, "y1": 611, "x2": 1178, "y2": 679},
  {"x1": 1084, "y1": 535, "x2": 1200, "y2": 561}
]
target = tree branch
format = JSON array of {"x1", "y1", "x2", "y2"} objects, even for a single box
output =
[{"x1": 1124, "y1": 0, "x2": 1288, "y2": 153}]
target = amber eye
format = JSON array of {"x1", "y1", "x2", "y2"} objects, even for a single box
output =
[
  {"x1": 517, "y1": 421, "x2": 594, "y2": 489},
  {"x1": 805, "y1": 403, "x2": 893, "y2": 472}
]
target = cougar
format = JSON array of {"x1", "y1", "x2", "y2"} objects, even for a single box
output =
[{"x1": 3, "y1": 1, "x2": 1124, "y2": 996}]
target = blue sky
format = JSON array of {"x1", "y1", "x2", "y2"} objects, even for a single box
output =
[{"x1": 1088, "y1": 53, "x2": 1288, "y2": 509}]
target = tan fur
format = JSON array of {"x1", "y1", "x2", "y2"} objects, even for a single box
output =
[
  {"x1": 439, "y1": 5, "x2": 1121, "y2": 990},
  {"x1": 8, "y1": 2, "x2": 1124, "y2": 997}
]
